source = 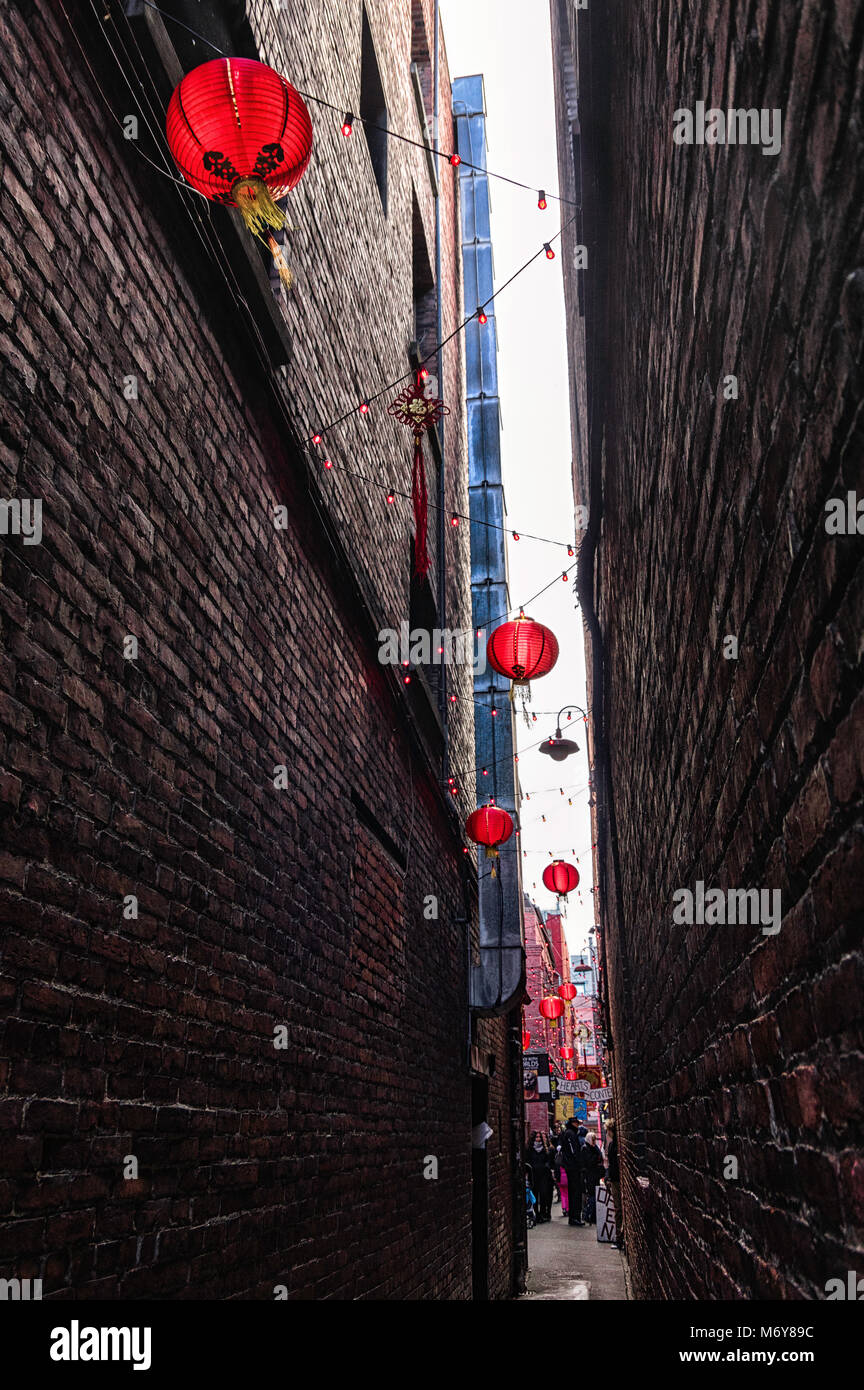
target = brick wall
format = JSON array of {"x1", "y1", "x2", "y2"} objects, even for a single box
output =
[
  {"x1": 553, "y1": 0, "x2": 864, "y2": 1298},
  {"x1": 0, "y1": 0, "x2": 511, "y2": 1299}
]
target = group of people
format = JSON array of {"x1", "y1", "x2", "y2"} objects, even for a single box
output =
[{"x1": 525, "y1": 1116, "x2": 622, "y2": 1249}]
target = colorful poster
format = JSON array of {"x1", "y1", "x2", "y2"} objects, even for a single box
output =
[
  {"x1": 573, "y1": 1097, "x2": 588, "y2": 1121},
  {"x1": 522, "y1": 1050, "x2": 551, "y2": 1103},
  {"x1": 555, "y1": 1097, "x2": 575, "y2": 1126}
]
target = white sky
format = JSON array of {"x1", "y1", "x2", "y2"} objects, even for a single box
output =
[{"x1": 440, "y1": 0, "x2": 594, "y2": 956}]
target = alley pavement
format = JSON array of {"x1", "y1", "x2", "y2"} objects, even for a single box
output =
[{"x1": 517, "y1": 1207, "x2": 628, "y2": 1300}]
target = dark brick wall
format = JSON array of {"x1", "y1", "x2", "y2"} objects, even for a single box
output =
[
  {"x1": 553, "y1": 0, "x2": 864, "y2": 1298},
  {"x1": 0, "y1": 0, "x2": 518, "y2": 1299}
]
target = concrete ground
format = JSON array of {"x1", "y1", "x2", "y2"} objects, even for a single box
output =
[{"x1": 516, "y1": 1204, "x2": 629, "y2": 1300}]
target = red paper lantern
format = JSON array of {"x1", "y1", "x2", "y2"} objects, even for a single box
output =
[
  {"x1": 522, "y1": 1030, "x2": 531, "y2": 1050},
  {"x1": 465, "y1": 804, "x2": 513, "y2": 878},
  {"x1": 538, "y1": 996, "x2": 564, "y2": 1021},
  {"x1": 566, "y1": 1071, "x2": 578, "y2": 1081},
  {"x1": 559, "y1": 1046, "x2": 574, "y2": 1059},
  {"x1": 543, "y1": 860, "x2": 580, "y2": 897},
  {"x1": 558, "y1": 982, "x2": 578, "y2": 1001},
  {"x1": 486, "y1": 615, "x2": 558, "y2": 684},
  {"x1": 166, "y1": 58, "x2": 313, "y2": 286}
]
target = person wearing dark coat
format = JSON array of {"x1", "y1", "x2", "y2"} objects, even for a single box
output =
[
  {"x1": 580, "y1": 1131, "x2": 605, "y2": 1224},
  {"x1": 558, "y1": 1117, "x2": 585, "y2": 1226},
  {"x1": 525, "y1": 1131, "x2": 555, "y2": 1222}
]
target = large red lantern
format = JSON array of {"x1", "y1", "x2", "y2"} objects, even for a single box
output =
[
  {"x1": 487, "y1": 614, "x2": 559, "y2": 685},
  {"x1": 522, "y1": 1030, "x2": 531, "y2": 1050},
  {"x1": 559, "y1": 1046, "x2": 574, "y2": 1059},
  {"x1": 558, "y1": 982, "x2": 578, "y2": 1001},
  {"x1": 465, "y1": 804, "x2": 514, "y2": 877},
  {"x1": 538, "y1": 996, "x2": 564, "y2": 1021},
  {"x1": 543, "y1": 860, "x2": 580, "y2": 897},
  {"x1": 166, "y1": 57, "x2": 313, "y2": 286}
]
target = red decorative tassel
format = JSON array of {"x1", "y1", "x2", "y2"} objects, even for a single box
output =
[{"x1": 412, "y1": 432, "x2": 430, "y2": 578}]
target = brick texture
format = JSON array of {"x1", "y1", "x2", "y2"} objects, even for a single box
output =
[
  {"x1": 0, "y1": 0, "x2": 518, "y2": 1299},
  {"x1": 553, "y1": 0, "x2": 864, "y2": 1298}
]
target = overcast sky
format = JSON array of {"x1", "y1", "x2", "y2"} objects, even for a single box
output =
[{"x1": 439, "y1": 0, "x2": 594, "y2": 957}]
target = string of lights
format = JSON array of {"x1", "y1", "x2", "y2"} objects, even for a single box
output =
[
  {"x1": 137, "y1": 1, "x2": 579, "y2": 209},
  {"x1": 90, "y1": 5, "x2": 581, "y2": 552}
]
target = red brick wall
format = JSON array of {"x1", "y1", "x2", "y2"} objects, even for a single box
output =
[
  {"x1": 0, "y1": 0, "x2": 502, "y2": 1300},
  {"x1": 553, "y1": 0, "x2": 864, "y2": 1299}
]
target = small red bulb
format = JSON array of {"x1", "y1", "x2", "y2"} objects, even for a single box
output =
[
  {"x1": 312, "y1": 433, "x2": 322, "y2": 445},
  {"x1": 386, "y1": 490, "x2": 395, "y2": 504},
  {"x1": 512, "y1": 531, "x2": 520, "y2": 541},
  {"x1": 450, "y1": 152, "x2": 461, "y2": 166},
  {"x1": 450, "y1": 694, "x2": 457, "y2": 703},
  {"x1": 567, "y1": 545, "x2": 574, "y2": 556},
  {"x1": 359, "y1": 401, "x2": 369, "y2": 415},
  {"x1": 419, "y1": 367, "x2": 429, "y2": 380},
  {"x1": 342, "y1": 112, "x2": 354, "y2": 137},
  {"x1": 544, "y1": 243, "x2": 555, "y2": 260},
  {"x1": 450, "y1": 514, "x2": 459, "y2": 527},
  {"x1": 404, "y1": 674, "x2": 411, "y2": 685},
  {"x1": 538, "y1": 190, "x2": 547, "y2": 210},
  {"x1": 323, "y1": 458, "x2": 333, "y2": 469},
  {"x1": 562, "y1": 572, "x2": 568, "y2": 582},
  {"x1": 477, "y1": 307, "x2": 487, "y2": 324}
]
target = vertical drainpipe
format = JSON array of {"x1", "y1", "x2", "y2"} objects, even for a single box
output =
[{"x1": 433, "y1": 0, "x2": 448, "y2": 750}]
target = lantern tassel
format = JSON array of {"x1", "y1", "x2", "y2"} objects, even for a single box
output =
[
  {"x1": 266, "y1": 233, "x2": 294, "y2": 289},
  {"x1": 412, "y1": 431, "x2": 430, "y2": 578},
  {"x1": 484, "y1": 844, "x2": 500, "y2": 879},
  {"x1": 233, "y1": 177, "x2": 286, "y2": 237}
]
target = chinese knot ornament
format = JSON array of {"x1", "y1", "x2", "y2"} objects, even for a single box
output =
[
  {"x1": 166, "y1": 57, "x2": 313, "y2": 287},
  {"x1": 388, "y1": 374, "x2": 450, "y2": 578}
]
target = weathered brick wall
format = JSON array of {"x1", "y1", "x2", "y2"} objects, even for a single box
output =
[
  {"x1": 554, "y1": 0, "x2": 864, "y2": 1297},
  {"x1": 0, "y1": 0, "x2": 499, "y2": 1299}
]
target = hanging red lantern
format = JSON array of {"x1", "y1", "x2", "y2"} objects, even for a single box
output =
[
  {"x1": 559, "y1": 1046, "x2": 574, "y2": 1059},
  {"x1": 558, "y1": 982, "x2": 578, "y2": 1001},
  {"x1": 522, "y1": 1030, "x2": 531, "y2": 1050},
  {"x1": 487, "y1": 615, "x2": 558, "y2": 716},
  {"x1": 538, "y1": 996, "x2": 564, "y2": 1021},
  {"x1": 566, "y1": 1071, "x2": 578, "y2": 1081},
  {"x1": 166, "y1": 57, "x2": 313, "y2": 287},
  {"x1": 388, "y1": 374, "x2": 450, "y2": 578},
  {"x1": 465, "y1": 804, "x2": 513, "y2": 878},
  {"x1": 543, "y1": 860, "x2": 580, "y2": 897}
]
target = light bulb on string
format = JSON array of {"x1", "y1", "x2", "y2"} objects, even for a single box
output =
[
  {"x1": 544, "y1": 243, "x2": 555, "y2": 260},
  {"x1": 342, "y1": 112, "x2": 354, "y2": 136},
  {"x1": 477, "y1": 306, "x2": 487, "y2": 324},
  {"x1": 538, "y1": 190, "x2": 547, "y2": 210}
]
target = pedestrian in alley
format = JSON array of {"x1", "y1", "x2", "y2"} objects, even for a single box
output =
[
  {"x1": 556, "y1": 1138, "x2": 569, "y2": 1218},
  {"x1": 559, "y1": 1116, "x2": 585, "y2": 1226},
  {"x1": 605, "y1": 1119, "x2": 623, "y2": 1251},
  {"x1": 525, "y1": 1131, "x2": 555, "y2": 1223},
  {"x1": 581, "y1": 1130, "x2": 605, "y2": 1225}
]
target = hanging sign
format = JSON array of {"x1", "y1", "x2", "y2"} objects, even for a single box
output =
[
  {"x1": 587, "y1": 1087, "x2": 612, "y2": 1101},
  {"x1": 557, "y1": 1079, "x2": 590, "y2": 1094}
]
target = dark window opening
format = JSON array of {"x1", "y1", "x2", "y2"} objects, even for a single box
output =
[
  {"x1": 361, "y1": 8, "x2": 388, "y2": 212},
  {"x1": 412, "y1": 192, "x2": 437, "y2": 359},
  {"x1": 409, "y1": 539, "x2": 441, "y2": 703}
]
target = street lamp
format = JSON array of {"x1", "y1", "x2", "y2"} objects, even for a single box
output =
[{"x1": 538, "y1": 705, "x2": 586, "y2": 762}]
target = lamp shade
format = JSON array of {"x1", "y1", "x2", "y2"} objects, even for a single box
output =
[
  {"x1": 543, "y1": 860, "x2": 580, "y2": 896},
  {"x1": 465, "y1": 805, "x2": 513, "y2": 849},
  {"x1": 486, "y1": 615, "x2": 559, "y2": 684},
  {"x1": 166, "y1": 57, "x2": 312, "y2": 286},
  {"x1": 166, "y1": 57, "x2": 313, "y2": 203},
  {"x1": 538, "y1": 996, "x2": 564, "y2": 1020}
]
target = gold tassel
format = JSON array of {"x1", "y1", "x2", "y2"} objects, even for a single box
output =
[
  {"x1": 233, "y1": 176, "x2": 286, "y2": 237},
  {"x1": 266, "y1": 233, "x2": 294, "y2": 289}
]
